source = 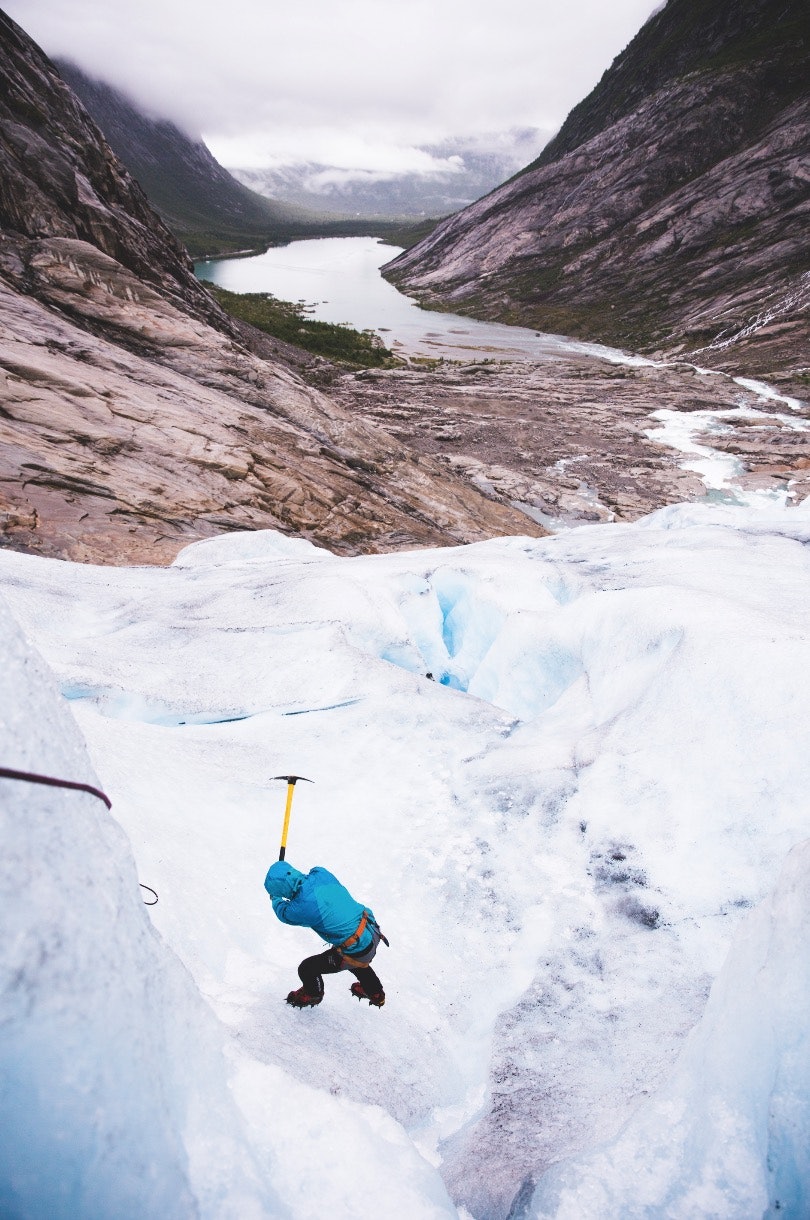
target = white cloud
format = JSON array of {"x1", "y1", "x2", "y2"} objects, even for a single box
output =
[
  {"x1": 302, "y1": 156, "x2": 466, "y2": 193},
  {"x1": 206, "y1": 129, "x2": 474, "y2": 175},
  {"x1": 6, "y1": 0, "x2": 661, "y2": 170}
]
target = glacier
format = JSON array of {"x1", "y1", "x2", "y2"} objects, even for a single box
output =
[{"x1": 1, "y1": 500, "x2": 809, "y2": 1218}]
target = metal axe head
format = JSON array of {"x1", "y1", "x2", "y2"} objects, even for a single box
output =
[{"x1": 272, "y1": 775, "x2": 314, "y2": 785}]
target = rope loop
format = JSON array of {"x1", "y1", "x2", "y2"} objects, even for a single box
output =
[{"x1": 1, "y1": 765, "x2": 158, "y2": 905}]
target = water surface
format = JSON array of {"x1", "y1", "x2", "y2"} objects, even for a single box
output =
[{"x1": 195, "y1": 236, "x2": 635, "y2": 365}]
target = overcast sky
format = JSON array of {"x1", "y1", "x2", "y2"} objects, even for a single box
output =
[{"x1": 7, "y1": 0, "x2": 660, "y2": 173}]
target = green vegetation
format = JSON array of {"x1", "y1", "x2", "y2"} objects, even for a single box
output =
[
  {"x1": 207, "y1": 284, "x2": 399, "y2": 368},
  {"x1": 379, "y1": 218, "x2": 443, "y2": 250}
]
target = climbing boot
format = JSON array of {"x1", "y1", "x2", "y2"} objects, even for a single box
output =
[
  {"x1": 350, "y1": 981, "x2": 385, "y2": 1007},
  {"x1": 286, "y1": 987, "x2": 322, "y2": 1008}
]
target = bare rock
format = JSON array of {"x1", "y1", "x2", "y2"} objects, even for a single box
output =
[
  {"x1": 386, "y1": 0, "x2": 809, "y2": 389},
  {"x1": 0, "y1": 10, "x2": 543, "y2": 564},
  {"x1": 0, "y1": 244, "x2": 543, "y2": 563},
  {"x1": 331, "y1": 359, "x2": 810, "y2": 527}
]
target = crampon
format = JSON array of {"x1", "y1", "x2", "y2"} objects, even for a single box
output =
[
  {"x1": 286, "y1": 987, "x2": 322, "y2": 1008},
  {"x1": 350, "y1": 981, "x2": 385, "y2": 1007}
]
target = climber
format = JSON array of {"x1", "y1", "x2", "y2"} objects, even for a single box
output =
[{"x1": 264, "y1": 861, "x2": 387, "y2": 1009}]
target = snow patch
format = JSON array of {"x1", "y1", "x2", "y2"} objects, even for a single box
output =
[{"x1": 173, "y1": 528, "x2": 327, "y2": 568}]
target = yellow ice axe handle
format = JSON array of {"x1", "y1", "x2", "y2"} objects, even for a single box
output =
[
  {"x1": 272, "y1": 774, "x2": 313, "y2": 861},
  {"x1": 279, "y1": 782, "x2": 296, "y2": 861}
]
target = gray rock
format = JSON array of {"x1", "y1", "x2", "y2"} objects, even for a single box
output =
[{"x1": 0, "y1": 11, "x2": 544, "y2": 563}]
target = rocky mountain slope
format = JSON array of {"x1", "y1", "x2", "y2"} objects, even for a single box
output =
[
  {"x1": 55, "y1": 61, "x2": 403, "y2": 257},
  {"x1": 386, "y1": 0, "x2": 810, "y2": 387},
  {"x1": 0, "y1": 10, "x2": 540, "y2": 563},
  {"x1": 54, "y1": 60, "x2": 321, "y2": 257}
]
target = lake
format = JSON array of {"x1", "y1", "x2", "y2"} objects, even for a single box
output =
[{"x1": 195, "y1": 236, "x2": 638, "y2": 365}]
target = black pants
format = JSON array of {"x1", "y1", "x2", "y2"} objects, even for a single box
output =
[{"x1": 298, "y1": 948, "x2": 383, "y2": 998}]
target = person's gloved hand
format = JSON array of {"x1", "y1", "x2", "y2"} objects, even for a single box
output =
[{"x1": 272, "y1": 895, "x2": 287, "y2": 916}]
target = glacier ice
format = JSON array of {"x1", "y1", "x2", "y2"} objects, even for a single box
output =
[
  {"x1": 529, "y1": 839, "x2": 810, "y2": 1219},
  {"x1": 0, "y1": 599, "x2": 282, "y2": 1219},
  {"x1": 0, "y1": 500, "x2": 808, "y2": 1218}
]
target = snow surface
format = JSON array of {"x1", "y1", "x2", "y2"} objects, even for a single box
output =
[
  {"x1": 0, "y1": 601, "x2": 282, "y2": 1219},
  {"x1": 1, "y1": 500, "x2": 809, "y2": 1218},
  {"x1": 531, "y1": 839, "x2": 810, "y2": 1219}
]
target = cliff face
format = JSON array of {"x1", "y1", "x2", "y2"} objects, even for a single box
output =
[
  {"x1": 0, "y1": 10, "x2": 542, "y2": 563},
  {"x1": 0, "y1": 13, "x2": 224, "y2": 326},
  {"x1": 385, "y1": 0, "x2": 810, "y2": 383}
]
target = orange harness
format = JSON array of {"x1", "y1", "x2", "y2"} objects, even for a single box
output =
[{"x1": 338, "y1": 910, "x2": 369, "y2": 957}]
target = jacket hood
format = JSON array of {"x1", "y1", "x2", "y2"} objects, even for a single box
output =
[{"x1": 264, "y1": 861, "x2": 305, "y2": 899}]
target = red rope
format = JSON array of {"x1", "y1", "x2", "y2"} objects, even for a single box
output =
[
  {"x1": 0, "y1": 766, "x2": 159, "y2": 904},
  {"x1": 0, "y1": 765, "x2": 112, "y2": 808}
]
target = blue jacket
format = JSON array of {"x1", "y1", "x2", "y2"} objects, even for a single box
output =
[{"x1": 264, "y1": 863, "x2": 376, "y2": 954}]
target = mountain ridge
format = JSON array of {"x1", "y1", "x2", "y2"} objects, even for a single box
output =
[
  {"x1": 55, "y1": 59, "x2": 318, "y2": 256},
  {"x1": 55, "y1": 60, "x2": 424, "y2": 256},
  {"x1": 0, "y1": 14, "x2": 221, "y2": 327},
  {"x1": 385, "y1": 0, "x2": 810, "y2": 387},
  {"x1": 531, "y1": 0, "x2": 808, "y2": 169}
]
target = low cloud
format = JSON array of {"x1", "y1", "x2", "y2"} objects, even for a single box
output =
[
  {"x1": 6, "y1": 0, "x2": 661, "y2": 171},
  {"x1": 302, "y1": 156, "x2": 466, "y2": 193},
  {"x1": 208, "y1": 132, "x2": 473, "y2": 177}
]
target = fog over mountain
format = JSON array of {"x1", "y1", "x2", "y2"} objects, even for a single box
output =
[
  {"x1": 55, "y1": 59, "x2": 550, "y2": 228},
  {"x1": 0, "y1": 10, "x2": 539, "y2": 562},
  {"x1": 53, "y1": 60, "x2": 321, "y2": 255},
  {"x1": 54, "y1": 59, "x2": 412, "y2": 253},
  {"x1": 232, "y1": 129, "x2": 551, "y2": 219},
  {"x1": 4, "y1": 0, "x2": 659, "y2": 179}
]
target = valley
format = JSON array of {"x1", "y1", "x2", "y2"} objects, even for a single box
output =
[
  {"x1": 386, "y1": 0, "x2": 809, "y2": 388},
  {"x1": 200, "y1": 236, "x2": 810, "y2": 530},
  {"x1": 1, "y1": 2, "x2": 809, "y2": 1215},
  {"x1": 3, "y1": 2, "x2": 806, "y2": 568}
]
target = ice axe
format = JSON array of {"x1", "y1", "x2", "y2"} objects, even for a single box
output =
[{"x1": 272, "y1": 775, "x2": 313, "y2": 861}]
